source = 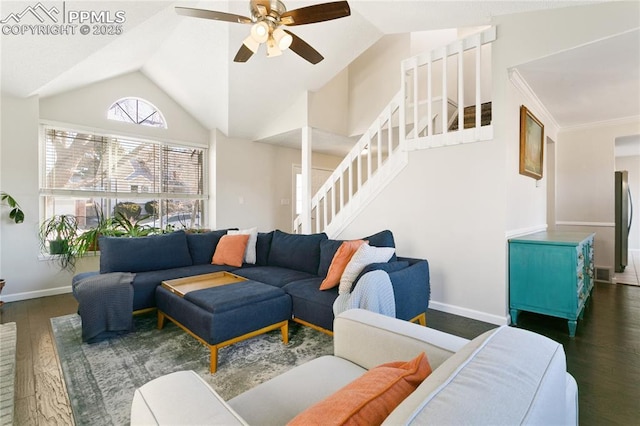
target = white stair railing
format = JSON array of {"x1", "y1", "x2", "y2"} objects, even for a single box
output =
[
  {"x1": 294, "y1": 27, "x2": 496, "y2": 235},
  {"x1": 401, "y1": 26, "x2": 496, "y2": 150},
  {"x1": 293, "y1": 92, "x2": 407, "y2": 236}
]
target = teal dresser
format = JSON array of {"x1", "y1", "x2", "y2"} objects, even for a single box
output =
[{"x1": 509, "y1": 231, "x2": 595, "y2": 337}]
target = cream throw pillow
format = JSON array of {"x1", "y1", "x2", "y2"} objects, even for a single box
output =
[
  {"x1": 339, "y1": 243, "x2": 395, "y2": 294},
  {"x1": 227, "y1": 227, "x2": 258, "y2": 264}
]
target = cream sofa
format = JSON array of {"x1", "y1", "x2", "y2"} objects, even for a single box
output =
[{"x1": 131, "y1": 309, "x2": 578, "y2": 425}]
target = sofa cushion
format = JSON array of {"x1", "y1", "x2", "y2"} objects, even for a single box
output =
[
  {"x1": 227, "y1": 227, "x2": 258, "y2": 264},
  {"x1": 364, "y1": 230, "x2": 397, "y2": 261},
  {"x1": 229, "y1": 356, "x2": 367, "y2": 426},
  {"x1": 255, "y1": 231, "x2": 273, "y2": 266},
  {"x1": 234, "y1": 266, "x2": 317, "y2": 288},
  {"x1": 320, "y1": 240, "x2": 367, "y2": 290},
  {"x1": 386, "y1": 326, "x2": 566, "y2": 425},
  {"x1": 184, "y1": 281, "x2": 286, "y2": 314},
  {"x1": 99, "y1": 231, "x2": 192, "y2": 274},
  {"x1": 268, "y1": 230, "x2": 328, "y2": 274},
  {"x1": 318, "y1": 231, "x2": 397, "y2": 277},
  {"x1": 317, "y1": 239, "x2": 343, "y2": 277},
  {"x1": 186, "y1": 230, "x2": 230, "y2": 265},
  {"x1": 353, "y1": 261, "x2": 410, "y2": 290},
  {"x1": 284, "y1": 278, "x2": 338, "y2": 331},
  {"x1": 339, "y1": 244, "x2": 395, "y2": 294},
  {"x1": 289, "y1": 352, "x2": 432, "y2": 426},
  {"x1": 212, "y1": 234, "x2": 249, "y2": 268}
]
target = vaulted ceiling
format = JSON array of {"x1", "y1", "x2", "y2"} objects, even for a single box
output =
[{"x1": 1, "y1": 1, "x2": 637, "y2": 144}]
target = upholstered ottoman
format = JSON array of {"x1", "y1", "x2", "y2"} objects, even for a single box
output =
[{"x1": 155, "y1": 281, "x2": 292, "y2": 373}]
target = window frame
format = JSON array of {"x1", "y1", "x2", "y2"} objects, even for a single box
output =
[
  {"x1": 39, "y1": 121, "x2": 209, "y2": 231},
  {"x1": 107, "y1": 97, "x2": 168, "y2": 129}
]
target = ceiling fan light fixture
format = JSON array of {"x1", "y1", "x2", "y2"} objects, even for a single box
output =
[
  {"x1": 267, "y1": 37, "x2": 283, "y2": 57},
  {"x1": 250, "y1": 21, "x2": 269, "y2": 43},
  {"x1": 273, "y1": 27, "x2": 293, "y2": 51}
]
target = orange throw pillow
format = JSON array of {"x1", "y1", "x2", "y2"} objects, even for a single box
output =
[
  {"x1": 288, "y1": 352, "x2": 432, "y2": 426},
  {"x1": 212, "y1": 234, "x2": 250, "y2": 268},
  {"x1": 319, "y1": 240, "x2": 367, "y2": 290}
]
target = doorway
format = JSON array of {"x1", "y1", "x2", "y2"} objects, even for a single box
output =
[
  {"x1": 546, "y1": 136, "x2": 556, "y2": 230},
  {"x1": 292, "y1": 165, "x2": 333, "y2": 231}
]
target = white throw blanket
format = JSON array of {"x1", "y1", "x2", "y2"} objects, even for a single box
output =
[{"x1": 333, "y1": 270, "x2": 396, "y2": 318}]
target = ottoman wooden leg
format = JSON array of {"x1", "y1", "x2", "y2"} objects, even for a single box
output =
[
  {"x1": 209, "y1": 346, "x2": 219, "y2": 374},
  {"x1": 280, "y1": 321, "x2": 289, "y2": 344},
  {"x1": 411, "y1": 312, "x2": 427, "y2": 327},
  {"x1": 157, "y1": 311, "x2": 166, "y2": 330}
]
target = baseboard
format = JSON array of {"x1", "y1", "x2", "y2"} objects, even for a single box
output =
[
  {"x1": 0, "y1": 286, "x2": 72, "y2": 303},
  {"x1": 428, "y1": 301, "x2": 509, "y2": 326}
]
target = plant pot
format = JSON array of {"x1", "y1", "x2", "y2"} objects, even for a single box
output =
[{"x1": 49, "y1": 239, "x2": 69, "y2": 255}]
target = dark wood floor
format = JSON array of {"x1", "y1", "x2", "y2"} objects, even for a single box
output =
[
  {"x1": 0, "y1": 294, "x2": 77, "y2": 425},
  {"x1": 1, "y1": 281, "x2": 638, "y2": 425}
]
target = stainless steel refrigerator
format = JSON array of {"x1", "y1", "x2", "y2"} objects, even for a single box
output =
[{"x1": 615, "y1": 171, "x2": 633, "y2": 272}]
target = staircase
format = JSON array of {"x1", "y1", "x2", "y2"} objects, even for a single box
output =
[
  {"x1": 294, "y1": 27, "x2": 496, "y2": 236},
  {"x1": 448, "y1": 102, "x2": 492, "y2": 131}
]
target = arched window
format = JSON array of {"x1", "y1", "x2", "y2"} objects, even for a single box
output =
[{"x1": 108, "y1": 97, "x2": 167, "y2": 128}]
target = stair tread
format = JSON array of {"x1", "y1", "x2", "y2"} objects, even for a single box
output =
[{"x1": 449, "y1": 102, "x2": 492, "y2": 131}]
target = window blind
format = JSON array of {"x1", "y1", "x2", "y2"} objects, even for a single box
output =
[
  {"x1": 41, "y1": 127, "x2": 207, "y2": 230},
  {"x1": 42, "y1": 129, "x2": 204, "y2": 199}
]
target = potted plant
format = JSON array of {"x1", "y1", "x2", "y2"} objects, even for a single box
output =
[
  {"x1": 39, "y1": 214, "x2": 79, "y2": 271},
  {"x1": 113, "y1": 212, "x2": 160, "y2": 237},
  {"x1": 1, "y1": 192, "x2": 24, "y2": 223},
  {"x1": 75, "y1": 204, "x2": 119, "y2": 256}
]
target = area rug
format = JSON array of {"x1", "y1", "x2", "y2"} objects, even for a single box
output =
[
  {"x1": 0, "y1": 322, "x2": 17, "y2": 426},
  {"x1": 51, "y1": 312, "x2": 333, "y2": 426}
]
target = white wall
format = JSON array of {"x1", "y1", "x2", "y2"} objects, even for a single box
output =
[
  {"x1": 215, "y1": 134, "x2": 279, "y2": 232},
  {"x1": 616, "y1": 154, "x2": 640, "y2": 251},
  {"x1": 337, "y1": 140, "x2": 508, "y2": 324},
  {"x1": 347, "y1": 34, "x2": 411, "y2": 137},
  {"x1": 504, "y1": 76, "x2": 559, "y2": 236},
  {"x1": 40, "y1": 71, "x2": 209, "y2": 146},
  {"x1": 309, "y1": 69, "x2": 349, "y2": 136},
  {"x1": 0, "y1": 94, "x2": 99, "y2": 301},
  {"x1": 215, "y1": 131, "x2": 342, "y2": 233},
  {"x1": 254, "y1": 92, "x2": 310, "y2": 143}
]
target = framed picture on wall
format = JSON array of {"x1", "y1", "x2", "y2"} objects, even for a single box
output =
[{"x1": 519, "y1": 105, "x2": 544, "y2": 180}]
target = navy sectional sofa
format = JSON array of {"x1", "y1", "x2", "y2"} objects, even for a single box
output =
[{"x1": 73, "y1": 229, "x2": 431, "y2": 333}]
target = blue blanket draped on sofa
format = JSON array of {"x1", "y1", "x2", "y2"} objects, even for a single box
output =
[{"x1": 72, "y1": 272, "x2": 136, "y2": 343}]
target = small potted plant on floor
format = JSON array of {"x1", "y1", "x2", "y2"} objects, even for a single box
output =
[{"x1": 39, "y1": 214, "x2": 79, "y2": 271}]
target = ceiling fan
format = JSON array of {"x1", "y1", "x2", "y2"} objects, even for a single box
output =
[{"x1": 175, "y1": 0, "x2": 351, "y2": 64}]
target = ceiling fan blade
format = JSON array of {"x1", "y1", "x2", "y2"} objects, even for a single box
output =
[
  {"x1": 234, "y1": 44, "x2": 255, "y2": 63},
  {"x1": 280, "y1": 1, "x2": 350, "y2": 26},
  {"x1": 285, "y1": 30, "x2": 324, "y2": 64},
  {"x1": 175, "y1": 7, "x2": 252, "y2": 24}
]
